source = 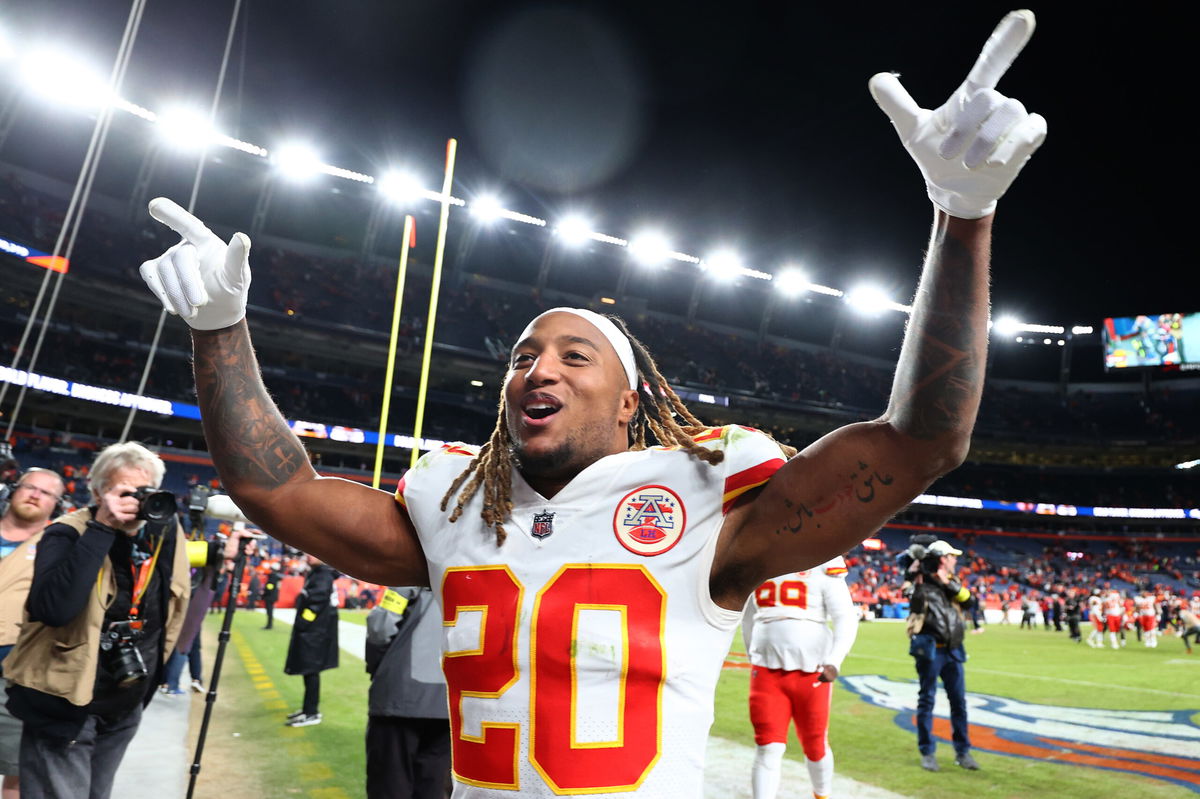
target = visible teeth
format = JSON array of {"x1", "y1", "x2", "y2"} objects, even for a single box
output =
[{"x1": 528, "y1": 403, "x2": 553, "y2": 410}]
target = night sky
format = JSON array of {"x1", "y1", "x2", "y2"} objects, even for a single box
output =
[{"x1": 0, "y1": 1, "x2": 1189, "y2": 330}]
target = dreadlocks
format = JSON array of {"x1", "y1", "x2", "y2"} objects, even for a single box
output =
[{"x1": 439, "y1": 314, "x2": 795, "y2": 546}]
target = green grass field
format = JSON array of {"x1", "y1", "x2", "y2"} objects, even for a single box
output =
[
  {"x1": 191, "y1": 612, "x2": 1200, "y2": 798},
  {"x1": 718, "y1": 621, "x2": 1200, "y2": 798}
]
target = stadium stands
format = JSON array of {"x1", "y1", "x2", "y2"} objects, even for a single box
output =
[{"x1": 2, "y1": 162, "x2": 1197, "y2": 602}]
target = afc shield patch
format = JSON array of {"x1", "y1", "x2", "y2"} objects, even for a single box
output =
[
  {"x1": 531, "y1": 511, "x2": 555, "y2": 540},
  {"x1": 613, "y1": 485, "x2": 686, "y2": 556}
]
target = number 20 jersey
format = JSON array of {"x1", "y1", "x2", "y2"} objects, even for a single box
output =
[{"x1": 397, "y1": 425, "x2": 788, "y2": 797}]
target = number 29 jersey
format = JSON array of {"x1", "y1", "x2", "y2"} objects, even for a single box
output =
[{"x1": 397, "y1": 425, "x2": 788, "y2": 797}]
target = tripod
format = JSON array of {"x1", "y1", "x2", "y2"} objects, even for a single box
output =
[{"x1": 186, "y1": 541, "x2": 250, "y2": 799}]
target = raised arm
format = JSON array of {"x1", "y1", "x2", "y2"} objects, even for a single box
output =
[
  {"x1": 140, "y1": 200, "x2": 427, "y2": 586},
  {"x1": 711, "y1": 11, "x2": 1046, "y2": 609}
]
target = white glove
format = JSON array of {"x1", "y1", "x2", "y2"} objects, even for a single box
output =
[
  {"x1": 140, "y1": 197, "x2": 252, "y2": 330},
  {"x1": 869, "y1": 10, "x2": 1047, "y2": 219}
]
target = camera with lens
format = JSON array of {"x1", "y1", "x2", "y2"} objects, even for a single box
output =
[
  {"x1": 99, "y1": 619, "x2": 148, "y2": 686},
  {"x1": 897, "y1": 533, "x2": 939, "y2": 575},
  {"x1": 0, "y1": 442, "x2": 19, "y2": 517},
  {"x1": 123, "y1": 486, "x2": 178, "y2": 523},
  {"x1": 0, "y1": 482, "x2": 15, "y2": 519}
]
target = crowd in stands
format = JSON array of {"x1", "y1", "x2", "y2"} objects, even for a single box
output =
[
  {"x1": 847, "y1": 531, "x2": 1200, "y2": 617},
  {"x1": 5, "y1": 167, "x2": 1200, "y2": 450}
]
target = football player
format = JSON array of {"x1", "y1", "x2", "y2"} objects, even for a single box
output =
[
  {"x1": 138, "y1": 12, "x2": 1044, "y2": 796},
  {"x1": 742, "y1": 558, "x2": 858, "y2": 799},
  {"x1": 1086, "y1": 590, "x2": 1105, "y2": 648},
  {"x1": 1103, "y1": 589, "x2": 1126, "y2": 649},
  {"x1": 1135, "y1": 591, "x2": 1159, "y2": 648}
]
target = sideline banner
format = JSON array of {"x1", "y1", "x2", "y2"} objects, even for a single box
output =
[{"x1": 0, "y1": 233, "x2": 69, "y2": 273}]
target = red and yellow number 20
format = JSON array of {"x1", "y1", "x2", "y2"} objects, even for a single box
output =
[{"x1": 441, "y1": 564, "x2": 666, "y2": 793}]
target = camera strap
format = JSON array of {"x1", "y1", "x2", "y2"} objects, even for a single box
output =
[{"x1": 128, "y1": 533, "x2": 165, "y2": 627}]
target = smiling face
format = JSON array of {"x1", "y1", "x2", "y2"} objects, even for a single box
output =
[{"x1": 504, "y1": 312, "x2": 638, "y2": 491}]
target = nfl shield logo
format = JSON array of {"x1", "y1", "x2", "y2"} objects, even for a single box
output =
[{"x1": 531, "y1": 511, "x2": 555, "y2": 540}]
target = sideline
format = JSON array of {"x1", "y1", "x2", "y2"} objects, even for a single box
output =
[
  {"x1": 111, "y1": 683, "x2": 192, "y2": 798},
  {"x1": 93, "y1": 613, "x2": 920, "y2": 797},
  {"x1": 704, "y1": 736, "x2": 913, "y2": 798}
]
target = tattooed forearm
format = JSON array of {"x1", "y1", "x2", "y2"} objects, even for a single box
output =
[
  {"x1": 771, "y1": 459, "x2": 895, "y2": 535},
  {"x1": 887, "y1": 213, "x2": 991, "y2": 442},
  {"x1": 192, "y1": 322, "x2": 312, "y2": 491}
]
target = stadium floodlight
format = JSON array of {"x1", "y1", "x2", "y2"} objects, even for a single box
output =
[
  {"x1": 773, "y1": 268, "x2": 809, "y2": 298},
  {"x1": 19, "y1": 47, "x2": 110, "y2": 109},
  {"x1": 628, "y1": 231, "x2": 671, "y2": 266},
  {"x1": 470, "y1": 194, "x2": 504, "y2": 223},
  {"x1": 702, "y1": 250, "x2": 742, "y2": 282},
  {"x1": 554, "y1": 214, "x2": 593, "y2": 247},
  {"x1": 1071, "y1": 325, "x2": 1094, "y2": 335},
  {"x1": 155, "y1": 106, "x2": 216, "y2": 153},
  {"x1": 272, "y1": 143, "x2": 322, "y2": 182},
  {"x1": 992, "y1": 316, "x2": 1022, "y2": 338},
  {"x1": 377, "y1": 170, "x2": 424, "y2": 205},
  {"x1": 845, "y1": 284, "x2": 891, "y2": 316}
]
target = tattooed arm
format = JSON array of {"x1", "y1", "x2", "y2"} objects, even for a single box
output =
[
  {"x1": 711, "y1": 212, "x2": 989, "y2": 609},
  {"x1": 192, "y1": 321, "x2": 428, "y2": 586}
]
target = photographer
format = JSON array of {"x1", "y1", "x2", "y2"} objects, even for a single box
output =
[
  {"x1": 903, "y1": 539, "x2": 980, "y2": 773},
  {"x1": 2, "y1": 442, "x2": 212, "y2": 799},
  {"x1": 0, "y1": 467, "x2": 66, "y2": 798}
]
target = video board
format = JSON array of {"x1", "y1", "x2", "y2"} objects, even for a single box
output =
[{"x1": 1102, "y1": 312, "x2": 1200, "y2": 370}]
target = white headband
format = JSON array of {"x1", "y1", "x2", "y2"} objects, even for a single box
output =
[{"x1": 521, "y1": 307, "x2": 638, "y2": 389}]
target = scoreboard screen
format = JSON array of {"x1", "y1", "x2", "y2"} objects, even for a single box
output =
[{"x1": 1102, "y1": 312, "x2": 1200, "y2": 370}]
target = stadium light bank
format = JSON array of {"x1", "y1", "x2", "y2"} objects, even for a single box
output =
[{"x1": 0, "y1": 30, "x2": 1090, "y2": 335}]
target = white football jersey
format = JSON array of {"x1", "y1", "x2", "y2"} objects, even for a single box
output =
[
  {"x1": 1104, "y1": 592, "x2": 1124, "y2": 616},
  {"x1": 398, "y1": 426, "x2": 787, "y2": 798},
  {"x1": 742, "y1": 557, "x2": 857, "y2": 673}
]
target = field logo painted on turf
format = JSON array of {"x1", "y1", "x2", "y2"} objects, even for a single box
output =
[{"x1": 842, "y1": 674, "x2": 1200, "y2": 792}]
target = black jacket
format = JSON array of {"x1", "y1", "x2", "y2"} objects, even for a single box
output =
[
  {"x1": 262, "y1": 570, "x2": 282, "y2": 603},
  {"x1": 8, "y1": 515, "x2": 178, "y2": 738},
  {"x1": 284, "y1": 564, "x2": 339, "y2": 675},
  {"x1": 909, "y1": 574, "x2": 969, "y2": 650}
]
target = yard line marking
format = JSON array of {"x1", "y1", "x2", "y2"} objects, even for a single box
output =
[{"x1": 848, "y1": 653, "x2": 1200, "y2": 699}]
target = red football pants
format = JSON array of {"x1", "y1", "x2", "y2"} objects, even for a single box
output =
[
  {"x1": 748, "y1": 666, "x2": 831, "y2": 760},
  {"x1": 1106, "y1": 614, "x2": 1123, "y2": 633}
]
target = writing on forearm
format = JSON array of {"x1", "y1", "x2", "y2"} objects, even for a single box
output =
[
  {"x1": 888, "y1": 217, "x2": 989, "y2": 443},
  {"x1": 771, "y1": 458, "x2": 894, "y2": 535},
  {"x1": 193, "y1": 324, "x2": 310, "y2": 491}
]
